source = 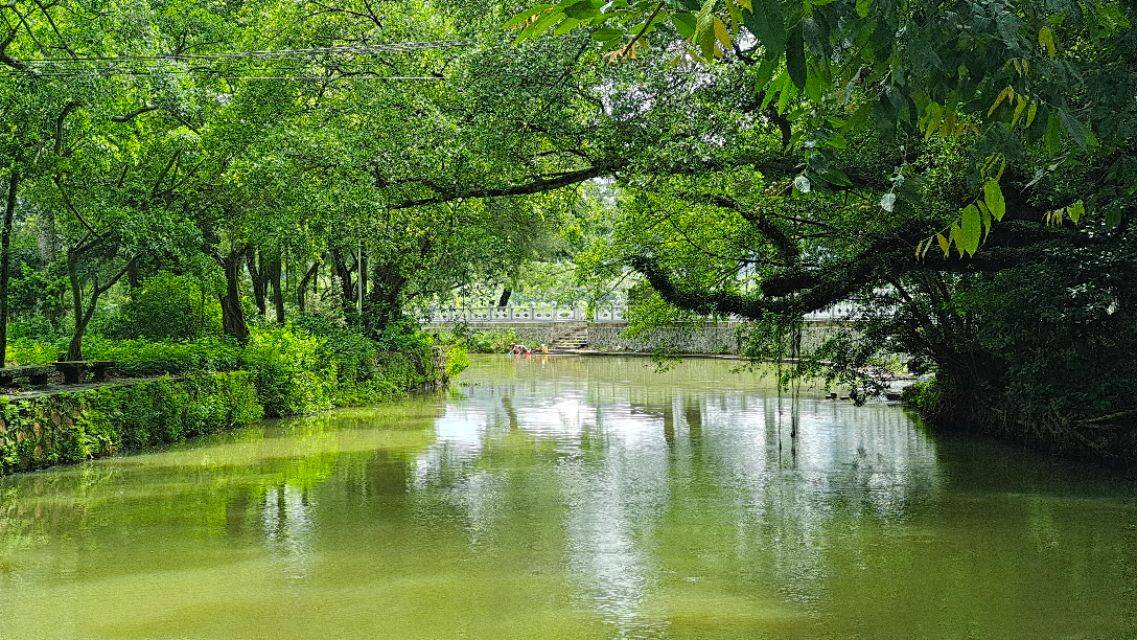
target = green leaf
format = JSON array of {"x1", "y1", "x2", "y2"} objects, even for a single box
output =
[
  {"x1": 695, "y1": 0, "x2": 718, "y2": 59},
  {"x1": 821, "y1": 167, "x2": 852, "y2": 186},
  {"x1": 855, "y1": 0, "x2": 873, "y2": 18},
  {"x1": 742, "y1": 1, "x2": 786, "y2": 60},
  {"x1": 671, "y1": 12, "x2": 698, "y2": 38},
  {"x1": 1044, "y1": 112, "x2": 1063, "y2": 154},
  {"x1": 1038, "y1": 26, "x2": 1057, "y2": 58},
  {"x1": 519, "y1": 10, "x2": 566, "y2": 41},
  {"x1": 1058, "y1": 109, "x2": 1088, "y2": 148},
  {"x1": 959, "y1": 205, "x2": 982, "y2": 256},
  {"x1": 936, "y1": 232, "x2": 950, "y2": 256},
  {"x1": 592, "y1": 26, "x2": 624, "y2": 41},
  {"x1": 949, "y1": 223, "x2": 964, "y2": 256},
  {"x1": 504, "y1": 5, "x2": 555, "y2": 29},
  {"x1": 1025, "y1": 99, "x2": 1039, "y2": 128},
  {"x1": 1067, "y1": 200, "x2": 1084, "y2": 224},
  {"x1": 983, "y1": 179, "x2": 1005, "y2": 221},
  {"x1": 785, "y1": 26, "x2": 806, "y2": 90},
  {"x1": 561, "y1": 0, "x2": 598, "y2": 19},
  {"x1": 987, "y1": 85, "x2": 1013, "y2": 117}
]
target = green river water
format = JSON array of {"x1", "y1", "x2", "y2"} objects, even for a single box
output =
[{"x1": 1, "y1": 355, "x2": 1135, "y2": 639}]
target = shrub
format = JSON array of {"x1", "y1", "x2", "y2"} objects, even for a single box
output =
[
  {"x1": 5, "y1": 320, "x2": 457, "y2": 423},
  {"x1": 437, "y1": 328, "x2": 518, "y2": 354},
  {"x1": 104, "y1": 272, "x2": 222, "y2": 340},
  {"x1": 445, "y1": 345, "x2": 470, "y2": 379},
  {"x1": 294, "y1": 315, "x2": 385, "y2": 385},
  {"x1": 241, "y1": 326, "x2": 336, "y2": 417},
  {"x1": 85, "y1": 337, "x2": 243, "y2": 376},
  {"x1": 7, "y1": 336, "x2": 67, "y2": 365},
  {"x1": 901, "y1": 380, "x2": 940, "y2": 417},
  {"x1": 0, "y1": 372, "x2": 263, "y2": 474}
]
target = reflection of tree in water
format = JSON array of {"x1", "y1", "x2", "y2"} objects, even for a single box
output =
[
  {"x1": 442, "y1": 356, "x2": 961, "y2": 628},
  {"x1": 262, "y1": 483, "x2": 312, "y2": 579}
]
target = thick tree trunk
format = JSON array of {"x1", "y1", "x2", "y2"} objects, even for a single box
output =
[
  {"x1": 497, "y1": 288, "x2": 512, "y2": 308},
  {"x1": 364, "y1": 261, "x2": 407, "y2": 339},
  {"x1": 220, "y1": 250, "x2": 249, "y2": 343},
  {"x1": 0, "y1": 169, "x2": 20, "y2": 367}
]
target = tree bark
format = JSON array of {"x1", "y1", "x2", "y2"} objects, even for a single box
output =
[
  {"x1": 297, "y1": 256, "x2": 323, "y2": 313},
  {"x1": 220, "y1": 250, "x2": 249, "y2": 343},
  {"x1": 246, "y1": 248, "x2": 268, "y2": 317},
  {"x1": 331, "y1": 249, "x2": 358, "y2": 322},
  {"x1": 268, "y1": 253, "x2": 284, "y2": 324},
  {"x1": 497, "y1": 288, "x2": 512, "y2": 307},
  {"x1": 0, "y1": 168, "x2": 20, "y2": 366},
  {"x1": 364, "y1": 260, "x2": 406, "y2": 339}
]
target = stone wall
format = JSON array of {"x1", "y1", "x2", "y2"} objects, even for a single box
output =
[
  {"x1": 586, "y1": 323, "x2": 742, "y2": 354},
  {"x1": 424, "y1": 322, "x2": 588, "y2": 347},
  {"x1": 429, "y1": 320, "x2": 851, "y2": 355}
]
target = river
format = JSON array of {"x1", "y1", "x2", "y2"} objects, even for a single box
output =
[{"x1": 1, "y1": 355, "x2": 1134, "y2": 639}]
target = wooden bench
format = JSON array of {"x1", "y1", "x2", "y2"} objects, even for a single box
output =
[
  {"x1": 53, "y1": 361, "x2": 116, "y2": 384},
  {"x1": 0, "y1": 365, "x2": 55, "y2": 387}
]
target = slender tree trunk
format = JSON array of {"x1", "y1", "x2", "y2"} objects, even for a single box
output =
[
  {"x1": 220, "y1": 250, "x2": 249, "y2": 343},
  {"x1": 246, "y1": 248, "x2": 267, "y2": 317},
  {"x1": 268, "y1": 253, "x2": 285, "y2": 324},
  {"x1": 65, "y1": 252, "x2": 134, "y2": 361},
  {"x1": 331, "y1": 249, "x2": 358, "y2": 322},
  {"x1": 297, "y1": 257, "x2": 322, "y2": 313},
  {"x1": 0, "y1": 169, "x2": 20, "y2": 367},
  {"x1": 64, "y1": 251, "x2": 96, "y2": 361},
  {"x1": 497, "y1": 288, "x2": 512, "y2": 308}
]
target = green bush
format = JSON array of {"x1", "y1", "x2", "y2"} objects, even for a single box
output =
[
  {"x1": 901, "y1": 380, "x2": 940, "y2": 416},
  {"x1": 445, "y1": 345, "x2": 470, "y2": 379},
  {"x1": 294, "y1": 315, "x2": 385, "y2": 385},
  {"x1": 242, "y1": 326, "x2": 336, "y2": 417},
  {"x1": 7, "y1": 336, "x2": 67, "y2": 366},
  {"x1": 104, "y1": 272, "x2": 222, "y2": 340},
  {"x1": 437, "y1": 328, "x2": 518, "y2": 354},
  {"x1": 0, "y1": 372, "x2": 263, "y2": 475},
  {"x1": 86, "y1": 337, "x2": 243, "y2": 376},
  {"x1": 5, "y1": 320, "x2": 456, "y2": 425}
]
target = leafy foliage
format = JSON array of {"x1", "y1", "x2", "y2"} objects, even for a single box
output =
[{"x1": 105, "y1": 273, "x2": 222, "y2": 341}]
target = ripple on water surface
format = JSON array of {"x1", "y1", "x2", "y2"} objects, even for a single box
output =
[{"x1": 1, "y1": 354, "x2": 1135, "y2": 640}]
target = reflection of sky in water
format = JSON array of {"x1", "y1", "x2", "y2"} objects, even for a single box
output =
[{"x1": 419, "y1": 357, "x2": 945, "y2": 634}]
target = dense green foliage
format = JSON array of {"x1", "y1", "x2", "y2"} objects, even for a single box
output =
[
  {"x1": 0, "y1": 0, "x2": 1133, "y2": 461},
  {"x1": 509, "y1": 0, "x2": 1137, "y2": 460},
  {"x1": 104, "y1": 273, "x2": 222, "y2": 341},
  {"x1": 8, "y1": 323, "x2": 456, "y2": 415},
  {"x1": 0, "y1": 372, "x2": 262, "y2": 474},
  {"x1": 440, "y1": 328, "x2": 523, "y2": 354}
]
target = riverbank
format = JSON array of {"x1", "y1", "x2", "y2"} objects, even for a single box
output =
[{"x1": 0, "y1": 345, "x2": 455, "y2": 475}]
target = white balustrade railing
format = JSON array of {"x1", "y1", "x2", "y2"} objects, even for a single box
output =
[{"x1": 421, "y1": 301, "x2": 864, "y2": 324}]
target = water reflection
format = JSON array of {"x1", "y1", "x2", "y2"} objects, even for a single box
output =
[{"x1": 0, "y1": 355, "x2": 1134, "y2": 640}]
